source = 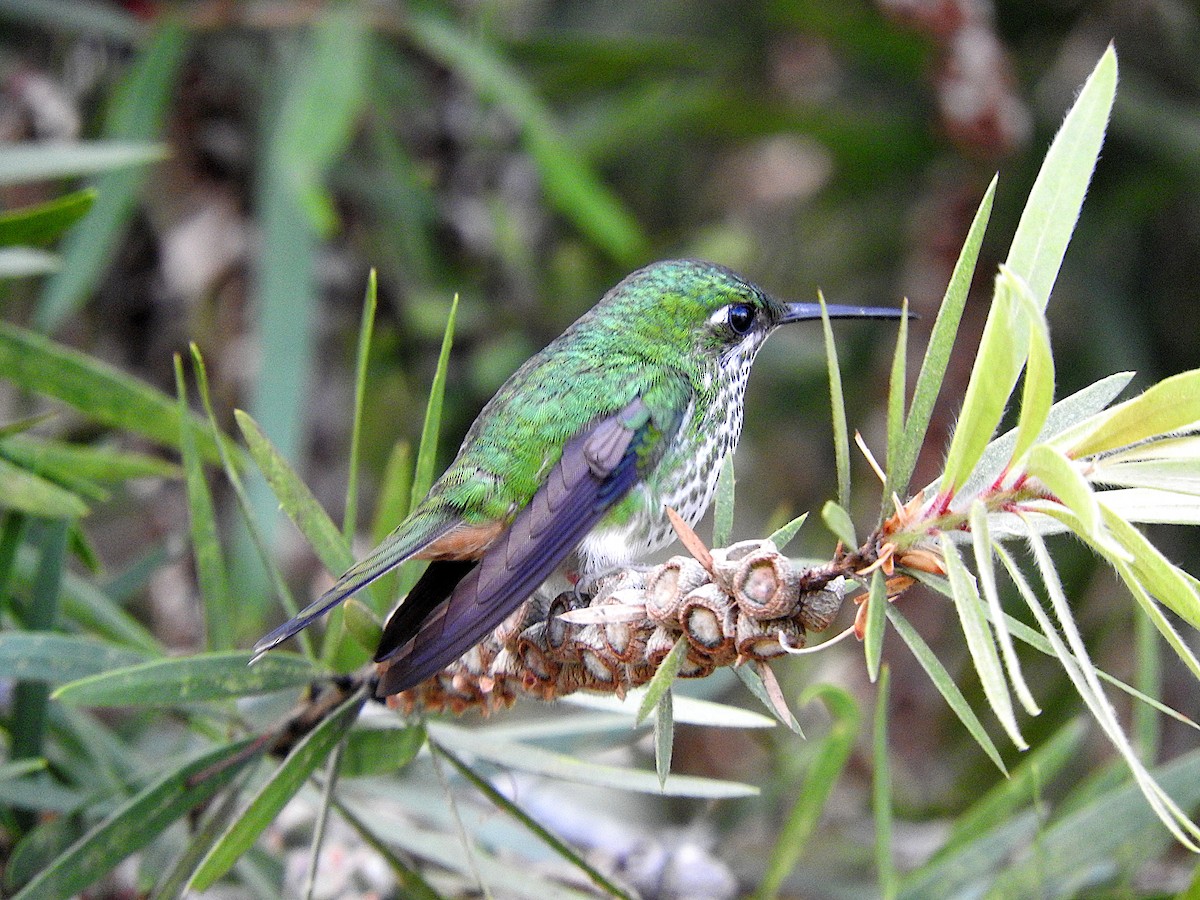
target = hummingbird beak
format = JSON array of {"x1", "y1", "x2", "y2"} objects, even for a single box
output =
[{"x1": 778, "y1": 302, "x2": 909, "y2": 324}]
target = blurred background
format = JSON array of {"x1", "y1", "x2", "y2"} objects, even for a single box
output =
[{"x1": 2, "y1": 0, "x2": 1200, "y2": 895}]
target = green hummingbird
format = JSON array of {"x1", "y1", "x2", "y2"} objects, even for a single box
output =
[{"x1": 254, "y1": 260, "x2": 902, "y2": 696}]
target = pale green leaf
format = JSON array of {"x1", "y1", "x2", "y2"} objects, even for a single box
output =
[
  {"x1": 635, "y1": 635, "x2": 687, "y2": 725},
  {"x1": 863, "y1": 570, "x2": 887, "y2": 683},
  {"x1": 11, "y1": 739, "x2": 259, "y2": 900},
  {"x1": 887, "y1": 604, "x2": 1007, "y2": 774},
  {"x1": 0, "y1": 247, "x2": 59, "y2": 278},
  {"x1": 53, "y1": 652, "x2": 324, "y2": 706},
  {"x1": 654, "y1": 689, "x2": 674, "y2": 789},
  {"x1": 874, "y1": 665, "x2": 896, "y2": 900},
  {"x1": 189, "y1": 691, "x2": 366, "y2": 891},
  {"x1": 767, "y1": 512, "x2": 808, "y2": 553},
  {"x1": 821, "y1": 500, "x2": 856, "y2": 549},
  {"x1": 340, "y1": 722, "x2": 425, "y2": 779},
  {"x1": 1098, "y1": 486, "x2": 1200, "y2": 525},
  {"x1": 1089, "y1": 458, "x2": 1200, "y2": 496},
  {"x1": 1061, "y1": 369, "x2": 1200, "y2": 459},
  {"x1": 0, "y1": 141, "x2": 165, "y2": 186},
  {"x1": 1023, "y1": 444, "x2": 1104, "y2": 542},
  {"x1": 712, "y1": 453, "x2": 735, "y2": 547},
  {"x1": 344, "y1": 270, "x2": 377, "y2": 542},
  {"x1": 820, "y1": 296, "x2": 851, "y2": 509},
  {"x1": 0, "y1": 456, "x2": 89, "y2": 519},
  {"x1": 942, "y1": 534, "x2": 1025, "y2": 749},
  {"x1": 1004, "y1": 266, "x2": 1055, "y2": 465},
  {"x1": 1098, "y1": 502, "x2": 1200, "y2": 630},
  {"x1": 0, "y1": 633, "x2": 150, "y2": 685},
  {"x1": 892, "y1": 177, "x2": 995, "y2": 499},
  {"x1": 428, "y1": 721, "x2": 757, "y2": 798},
  {"x1": 565, "y1": 690, "x2": 775, "y2": 729}
]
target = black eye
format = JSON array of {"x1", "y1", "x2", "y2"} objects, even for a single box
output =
[{"x1": 728, "y1": 303, "x2": 755, "y2": 335}]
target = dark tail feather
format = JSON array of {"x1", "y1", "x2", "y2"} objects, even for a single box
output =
[{"x1": 373, "y1": 559, "x2": 477, "y2": 663}]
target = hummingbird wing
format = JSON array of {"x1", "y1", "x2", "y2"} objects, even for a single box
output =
[
  {"x1": 251, "y1": 508, "x2": 461, "y2": 660},
  {"x1": 374, "y1": 396, "x2": 660, "y2": 696}
]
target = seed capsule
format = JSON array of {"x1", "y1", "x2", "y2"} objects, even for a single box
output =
[
  {"x1": 646, "y1": 556, "x2": 709, "y2": 622},
  {"x1": 732, "y1": 547, "x2": 800, "y2": 620},
  {"x1": 798, "y1": 577, "x2": 846, "y2": 633},
  {"x1": 679, "y1": 583, "x2": 737, "y2": 656}
]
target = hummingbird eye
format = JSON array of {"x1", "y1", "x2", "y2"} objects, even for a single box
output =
[{"x1": 727, "y1": 303, "x2": 755, "y2": 336}]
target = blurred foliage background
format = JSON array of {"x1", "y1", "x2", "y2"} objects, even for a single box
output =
[{"x1": 2, "y1": 0, "x2": 1200, "y2": 896}]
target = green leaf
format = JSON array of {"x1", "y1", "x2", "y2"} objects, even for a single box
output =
[
  {"x1": 635, "y1": 634, "x2": 687, "y2": 725},
  {"x1": 342, "y1": 598, "x2": 384, "y2": 654},
  {"x1": 892, "y1": 177, "x2": 995, "y2": 499},
  {"x1": 344, "y1": 270, "x2": 378, "y2": 542},
  {"x1": 432, "y1": 742, "x2": 636, "y2": 900},
  {"x1": 863, "y1": 569, "x2": 887, "y2": 683},
  {"x1": 1063, "y1": 369, "x2": 1200, "y2": 459},
  {"x1": 940, "y1": 47, "x2": 1117, "y2": 497},
  {"x1": 887, "y1": 604, "x2": 1007, "y2": 775},
  {"x1": 406, "y1": 12, "x2": 647, "y2": 264},
  {"x1": 0, "y1": 247, "x2": 59, "y2": 278},
  {"x1": 653, "y1": 689, "x2": 674, "y2": 789},
  {"x1": 1005, "y1": 46, "x2": 1117, "y2": 312},
  {"x1": 820, "y1": 500, "x2": 856, "y2": 549},
  {"x1": 53, "y1": 652, "x2": 324, "y2": 706},
  {"x1": 820, "y1": 295, "x2": 851, "y2": 509},
  {"x1": 177, "y1": 355, "x2": 233, "y2": 651},
  {"x1": 235, "y1": 410, "x2": 354, "y2": 578},
  {"x1": 340, "y1": 722, "x2": 425, "y2": 778},
  {"x1": 767, "y1": 511, "x2": 808, "y2": 553},
  {"x1": 0, "y1": 455, "x2": 89, "y2": 519},
  {"x1": 1004, "y1": 267, "x2": 1056, "y2": 466},
  {"x1": 0, "y1": 633, "x2": 150, "y2": 685},
  {"x1": 565, "y1": 690, "x2": 775, "y2": 729},
  {"x1": 1023, "y1": 444, "x2": 1112, "y2": 553},
  {"x1": 757, "y1": 685, "x2": 860, "y2": 900},
  {"x1": 428, "y1": 721, "x2": 757, "y2": 798},
  {"x1": 188, "y1": 690, "x2": 366, "y2": 891},
  {"x1": 1090, "y1": 457, "x2": 1200, "y2": 496},
  {"x1": 0, "y1": 142, "x2": 164, "y2": 187},
  {"x1": 884, "y1": 297, "x2": 908, "y2": 494},
  {"x1": 712, "y1": 452, "x2": 735, "y2": 547},
  {"x1": 941, "y1": 535, "x2": 1025, "y2": 749},
  {"x1": 0, "y1": 320, "x2": 226, "y2": 461},
  {"x1": 0, "y1": 189, "x2": 96, "y2": 246},
  {"x1": 0, "y1": 434, "x2": 180, "y2": 484},
  {"x1": 37, "y1": 24, "x2": 188, "y2": 331},
  {"x1": 734, "y1": 662, "x2": 804, "y2": 735},
  {"x1": 970, "y1": 504, "x2": 1039, "y2": 716},
  {"x1": 11, "y1": 738, "x2": 260, "y2": 900},
  {"x1": 874, "y1": 665, "x2": 896, "y2": 900}
]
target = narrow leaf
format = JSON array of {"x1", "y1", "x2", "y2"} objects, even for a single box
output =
[
  {"x1": 189, "y1": 690, "x2": 366, "y2": 891},
  {"x1": 820, "y1": 296, "x2": 851, "y2": 509},
  {"x1": 1004, "y1": 266, "x2": 1056, "y2": 465},
  {"x1": 884, "y1": 297, "x2": 909, "y2": 490},
  {"x1": 942, "y1": 534, "x2": 1025, "y2": 749},
  {"x1": 821, "y1": 500, "x2": 857, "y2": 550},
  {"x1": 735, "y1": 662, "x2": 804, "y2": 734},
  {"x1": 863, "y1": 569, "x2": 887, "y2": 683},
  {"x1": 53, "y1": 652, "x2": 323, "y2": 706},
  {"x1": 712, "y1": 453, "x2": 735, "y2": 547},
  {"x1": 1065, "y1": 369, "x2": 1200, "y2": 459},
  {"x1": 654, "y1": 689, "x2": 674, "y2": 789},
  {"x1": 874, "y1": 665, "x2": 896, "y2": 900},
  {"x1": 635, "y1": 635, "x2": 687, "y2": 725},
  {"x1": 11, "y1": 739, "x2": 259, "y2": 900},
  {"x1": 344, "y1": 270, "x2": 377, "y2": 542},
  {"x1": 0, "y1": 142, "x2": 164, "y2": 186},
  {"x1": 340, "y1": 723, "x2": 425, "y2": 778},
  {"x1": 0, "y1": 189, "x2": 96, "y2": 246},
  {"x1": 0, "y1": 633, "x2": 150, "y2": 685},
  {"x1": 0, "y1": 456, "x2": 89, "y2": 519},
  {"x1": 887, "y1": 605, "x2": 1007, "y2": 774},
  {"x1": 767, "y1": 511, "x2": 808, "y2": 553}
]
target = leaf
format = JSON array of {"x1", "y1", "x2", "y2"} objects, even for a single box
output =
[
  {"x1": 767, "y1": 511, "x2": 808, "y2": 552},
  {"x1": 53, "y1": 652, "x2": 324, "y2": 706},
  {"x1": 340, "y1": 722, "x2": 425, "y2": 778},
  {"x1": 344, "y1": 270, "x2": 377, "y2": 542},
  {"x1": 1004, "y1": 267, "x2": 1056, "y2": 466},
  {"x1": 941, "y1": 534, "x2": 1025, "y2": 749},
  {"x1": 10, "y1": 739, "x2": 260, "y2": 900},
  {"x1": 0, "y1": 434, "x2": 180, "y2": 483},
  {"x1": 432, "y1": 742, "x2": 636, "y2": 900},
  {"x1": 37, "y1": 24, "x2": 188, "y2": 331},
  {"x1": 887, "y1": 604, "x2": 1007, "y2": 775},
  {"x1": 712, "y1": 452, "x2": 736, "y2": 547},
  {"x1": 428, "y1": 721, "x2": 757, "y2": 798},
  {"x1": 342, "y1": 598, "x2": 384, "y2": 654},
  {"x1": 1005, "y1": 46, "x2": 1116, "y2": 311},
  {"x1": 654, "y1": 689, "x2": 674, "y2": 789},
  {"x1": 734, "y1": 662, "x2": 804, "y2": 734},
  {"x1": 891, "y1": 176, "x2": 995, "y2": 499},
  {"x1": 863, "y1": 569, "x2": 887, "y2": 683},
  {"x1": 940, "y1": 47, "x2": 1117, "y2": 497},
  {"x1": 0, "y1": 633, "x2": 151, "y2": 685},
  {"x1": 1065, "y1": 369, "x2": 1200, "y2": 459},
  {"x1": 0, "y1": 320, "x2": 227, "y2": 461},
  {"x1": 820, "y1": 295, "x2": 851, "y2": 509},
  {"x1": 176, "y1": 355, "x2": 233, "y2": 651},
  {"x1": 0, "y1": 247, "x2": 59, "y2": 278},
  {"x1": 758, "y1": 685, "x2": 860, "y2": 900},
  {"x1": 0, "y1": 189, "x2": 96, "y2": 247},
  {"x1": 635, "y1": 634, "x2": 687, "y2": 725},
  {"x1": 0, "y1": 142, "x2": 164, "y2": 187},
  {"x1": 0, "y1": 455, "x2": 89, "y2": 519},
  {"x1": 564, "y1": 690, "x2": 775, "y2": 729},
  {"x1": 884, "y1": 296, "x2": 908, "y2": 493},
  {"x1": 235, "y1": 410, "x2": 354, "y2": 578},
  {"x1": 874, "y1": 665, "x2": 896, "y2": 900},
  {"x1": 970, "y1": 505, "x2": 1039, "y2": 716},
  {"x1": 821, "y1": 500, "x2": 856, "y2": 549},
  {"x1": 189, "y1": 690, "x2": 366, "y2": 891}
]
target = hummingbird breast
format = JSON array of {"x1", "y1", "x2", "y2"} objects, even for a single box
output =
[{"x1": 576, "y1": 339, "x2": 759, "y2": 575}]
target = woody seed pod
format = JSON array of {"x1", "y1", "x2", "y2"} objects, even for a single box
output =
[
  {"x1": 679, "y1": 583, "x2": 736, "y2": 656},
  {"x1": 732, "y1": 547, "x2": 800, "y2": 620},
  {"x1": 712, "y1": 539, "x2": 775, "y2": 590},
  {"x1": 798, "y1": 577, "x2": 847, "y2": 633},
  {"x1": 645, "y1": 556, "x2": 709, "y2": 622}
]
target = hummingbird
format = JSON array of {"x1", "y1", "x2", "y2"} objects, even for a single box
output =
[{"x1": 254, "y1": 260, "x2": 902, "y2": 696}]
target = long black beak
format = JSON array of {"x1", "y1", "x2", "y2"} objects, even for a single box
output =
[{"x1": 779, "y1": 302, "x2": 908, "y2": 324}]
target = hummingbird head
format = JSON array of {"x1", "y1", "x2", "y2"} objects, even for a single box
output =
[{"x1": 591, "y1": 259, "x2": 902, "y2": 390}]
